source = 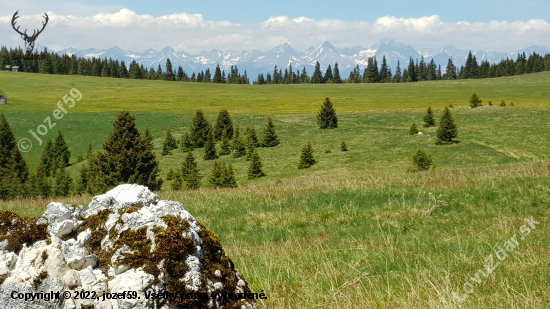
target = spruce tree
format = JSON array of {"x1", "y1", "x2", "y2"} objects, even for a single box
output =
[
  {"x1": 143, "y1": 127, "x2": 154, "y2": 149},
  {"x1": 166, "y1": 168, "x2": 175, "y2": 180},
  {"x1": 180, "y1": 131, "x2": 194, "y2": 152},
  {"x1": 190, "y1": 109, "x2": 211, "y2": 148},
  {"x1": 412, "y1": 150, "x2": 433, "y2": 171},
  {"x1": 203, "y1": 128, "x2": 219, "y2": 160},
  {"x1": 162, "y1": 129, "x2": 178, "y2": 155},
  {"x1": 245, "y1": 127, "x2": 259, "y2": 147},
  {"x1": 86, "y1": 143, "x2": 94, "y2": 160},
  {"x1": 423, "y1": 107, "x2": 436, "y2": 127},
  {"x1": 232, "y1": 126, "x2": 246, "y2": 158},
  {"x1": 170, "y1": 173, "x2": 183, "y2": 191},
  {"x1": 0, "y1": 115, "x2": 29, "y2": 188},
  {"x1": 208, "y1": 161, "x2": 224, "y2": 188},
  {"x1": 340, "y1": 141, "x2": 348, "y2": 151},
  {"x1": 245, "y1": 139, "x2": 256, "y2": 161},
  {"x1": 52, "y1": 130, "x2": 71, "y2": 168},
  {"x1": 311, "y1": 61, "x2": 324, "y2": 84},
  {"x1": 317, "y1": 97, "x2": 338, "y2": 129},
  {"x1": 219, "y1": 131, "x2": 231, "y2": 156},
  {"x1": 261, "y1": 118, "x2": 280, "y2": 147},
  {"x1": 214, "y1": 109, "x2": 234, "y2": 141},
  {"x1": 52, "y1": 164, "x2": 73, "y2": 197},
  {"x1": 38, "y1": 140, "x2": 54, "y2": 177},
  {"x1": 409, "y1": 122, "x2": 419, "y2": 135},
  {"x1": 333, "y1": 62, "x2": 342, "y2": 83},
  {"x1": 436, "y1": 107, "x2": 458, "y2": 145},
  {"x1": 181, "y1": 151, "x2": 201, "y2": 190},
  {"x1": 248, "y1": 150, "x2": 265, "y2": 179},
  {"x1": 298, "y1": 142, "x2": 316, "y2": 169},
  {"x1": 95, "y1": 111, "x2": 163, "y2": 191},
  {"x1": 469, "y1": 93, "x2": 482, "y2": 108},
  {"x1": 221, "y1": 163, "x2": 238, "y2": 188}
]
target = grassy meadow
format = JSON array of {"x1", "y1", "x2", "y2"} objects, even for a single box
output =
[{"x1": 0, "y1": 70, "x2": 549, "y2": 308}]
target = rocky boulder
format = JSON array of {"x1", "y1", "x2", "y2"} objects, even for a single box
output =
[{"x1": 0, "y1": 184, "x2": 259, "y2": 309}]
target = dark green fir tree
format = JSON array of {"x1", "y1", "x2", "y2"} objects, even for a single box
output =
[
  {"x1": 181, "y1": 151, "x2": 201, "y2": 190},
  {"x1": 423, "y1": 107, "x2": 436, "y2": 127},
  {"x1": 436, "y1": 107, "x2": 458, "y2": 145},
  {"x1": 261, "y1": 118, "x2": 280, "y2": 147},
  {"x1": 409, "y1": 122, "x2": 419, "y2": 135},
  {"x1": 298, "y1": 142, "x2": 316, "y2": 169},
  {"x1": 203, "y1": 128, "x2": 219, "y2": 160},
  {"x1": 317, "y1": 97, "x2": 338, "y2": 129},
  {"x1": 248, "y1": 150, "x2": 266, "y2": 179},
  {"x1": 214, "y1": 109, "x2": 234, "y2": 141},
  {"x1": 190, "y1": 109, "x2": 211, "y2": 148}
]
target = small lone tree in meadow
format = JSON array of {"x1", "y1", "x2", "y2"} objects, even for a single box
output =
[
  {"x1": 423, "y1": 107, "x2": 436, "y2": 127},
  {"x1": 500, "y1": 100, "x2": 506, "y2": 106},
  {"x1": 181, "y1": 151, "x2": 201, "y2": 190},
  {"x1": 340, "y1": 141, "x2": 348, "y2": 151},
  {"x1": 248, "y1": 150, "x2": 266, "y2": 179},
  {"x1": 261, "y1": 118, "x2": 280, "y2": 147},
  {"x1": 298, "y1": 142, "x2": 316, "y2": 169},
  {"x1": 203, "y1": 128, "x2": 219, "y2": 160},
  {"x1": 190, "y1": 109, "x2": 211, "y2": 148},
  {"x1": 214, "y1": 109, "x2": 234, "y2": 141},
  {"x1": 488, "y1": 101, "x2": 493, "y2": 106},
  {"x1": 317, "y1": 97, "x2": 338, "y2": 129},
  {"x1": 469, "y1": 93, "x2": 482, "y2": 108},
  {"x1": 510, "y1": 101, "x2": 514, "y2": 106},
  {"x1": 409, "y1": 122, "x2": 419, "y2": 135},
  {"x1": 222, "y1": 163, "x2": 238, "y2": 188},
  {"x1": 412, "y1": 150, "x2": 433, "y2": 171},
  {"x1": 436, "y1": 107, "x2": 458, "y2": 145}
]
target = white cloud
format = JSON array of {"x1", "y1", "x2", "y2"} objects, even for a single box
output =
[{"x1": 1, "y1": 9, "x2": 549, "y2": 53}]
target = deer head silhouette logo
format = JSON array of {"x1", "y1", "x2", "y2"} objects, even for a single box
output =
[{"x1": 11, "y1": 11, "x2": 49, "y2": 54}]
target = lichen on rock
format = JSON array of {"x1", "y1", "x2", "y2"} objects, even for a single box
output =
[{"x1": 0, "y1": 184, "x2": 259, "y2": 309}]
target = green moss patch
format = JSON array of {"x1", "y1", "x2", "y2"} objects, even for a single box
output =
[{"x1": 0, "y1": 210, "x2": 48, "y2": 254}]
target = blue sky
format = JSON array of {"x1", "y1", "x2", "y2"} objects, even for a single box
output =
[{"x1": 1, "y1": 0, "x2": 549, "y2": 52}]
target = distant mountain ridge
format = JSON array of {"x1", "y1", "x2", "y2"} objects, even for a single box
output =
[{"x1": 35, "y1": 39, "x2": 550, "y2": 79}]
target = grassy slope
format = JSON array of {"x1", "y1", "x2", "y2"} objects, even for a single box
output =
[{"x1": 0, "y1": 71, "x2": 549, "y2": 308}]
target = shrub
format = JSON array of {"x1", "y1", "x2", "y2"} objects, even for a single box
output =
[
  {"x1": 298, "y1": 142, "x2": 316, "y2": 169},
  {"x1": 488, "y1": 101, "x2": 493, "y2": 106},
  {"x1": 500, "y1": 100, "x2": 506, "y2": 106}
]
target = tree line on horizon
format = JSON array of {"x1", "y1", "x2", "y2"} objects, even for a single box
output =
[{"x1": 1, "y1": 46, "x2": 549, "y2": 84}]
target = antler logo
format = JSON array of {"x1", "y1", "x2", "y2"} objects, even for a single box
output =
[{"x1": 11, "y1": 10, "x2": 49, "y2": 54}]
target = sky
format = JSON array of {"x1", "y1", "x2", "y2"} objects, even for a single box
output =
[{"x1": 1, "y1": 0, "x2": 549, "y2": 53}]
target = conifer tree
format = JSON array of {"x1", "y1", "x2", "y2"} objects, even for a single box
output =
[
  {"x1": 161, "y1": 129, "x2": 178, "y2": 155},
  {"x1": 52, "y1": 164, "x2": 73, "y2": 197},
  {"x1": 38, "y1": 140, "x2": 54, "y2": 177},
  {"x1": 219, "y1": 130, "x2": 231, "y2": 156},
  {"x1": 500, "y1": 100, "x2": 506, "y2": 106},
  {"x1": 34, "y1": 168, "x2": 51, "y2": 198},
  {"x1": 190, "y1": 109, "x2": 211, "y2": 148},
  {"x1": 409, "y1": 122, "x2": 419, "y2": 135},
  {"x1": 213, "y1": 109, "x2": 234, "y2": 141},
  {"x1": 412, "y1": 150, "x2": 433, "y2": 171},
  {"x1": 181, "y1": 151, "x2": 201, "y2": 190},
  {"x1": 86, "y1": 144, "x2": 94, "y2": 160},
  {"x1": 0, "y1": 115, "x2": 29, "y2": 186},
  {"x1": 95, "y1": 111, "x2": 163, "y2": 191},
  {"x1": 261, "y1": 118, "x2": 280, "y2": 147},
  {"x1": 222, "y1": 163, "x2": 238, "y2": 188},
  {"x1": 317, "y1": 97, "x2": 338, "y2": 129},
  {"x1": 245, "y1": 139, "x2": 256, "y2": 161},
  {"x1": 245, "y1": 127, "x2": 259, "y2": 147},
  {"x1": 52, "y1": 130, "x2": 71, "y2": 168},
  {"x1": 340, "y1": 141, "x2": 348, "y2": 151},
  {"x1": 170, "y1": 173, "x2": 183, "y2": 191},
  {"x1": 143, "y1": 128, "x2": 154, "y2": 149},
  {"x1": 393, "y1": 61, "x2": 402, "y2": 83},
  {"x1": 203, "y1": 128, "x2": 219, "y2": 160},
  {"x1": 180, "y1": 131, "x2": 194, "y2": 152},
  {"x1": 248, "y1": 150, "x2": 266, "y2": 179},
  {"x1": 213, "y1": 64, "x2": 223, "y2": 83},
  {"x1": 311, "y1": 61, "x2": 323, "y2": 84},
  {"x1": 333, "y1": 62, "x2": 342, "y2": 83},
  {"x1": 436, "y1": 107, "x2": 458, "y2": 145},
  {"x1": 208, "y1": 161, "x2": 224, "y2": 188},
  {"x1": 298, "y1": 142, "x2": 316, "y2": 169},
  {"x1": 166, "y1": 168, "x2": 175, "y2": 180},
  {"x1": 232, "y1": 126, "x2": 246, "y2": 158},
  {"x1": 423, "y1": 107, "x2": 436, "y2": 127},
  {"x1": 324, "y1": 64, "x2": 333, "y2": 83},
  {"x1": 468, "y1": 93, "x2": 482, "y2": 108}
]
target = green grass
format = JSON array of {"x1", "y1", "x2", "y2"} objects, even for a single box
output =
[{"x1": 1, "y1": 71, "x2": 549, "y2": 308}]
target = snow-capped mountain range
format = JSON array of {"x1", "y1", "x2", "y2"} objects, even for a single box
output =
[{"x1": 37, "y1": 39, "x2": 550, "y2": 79}]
